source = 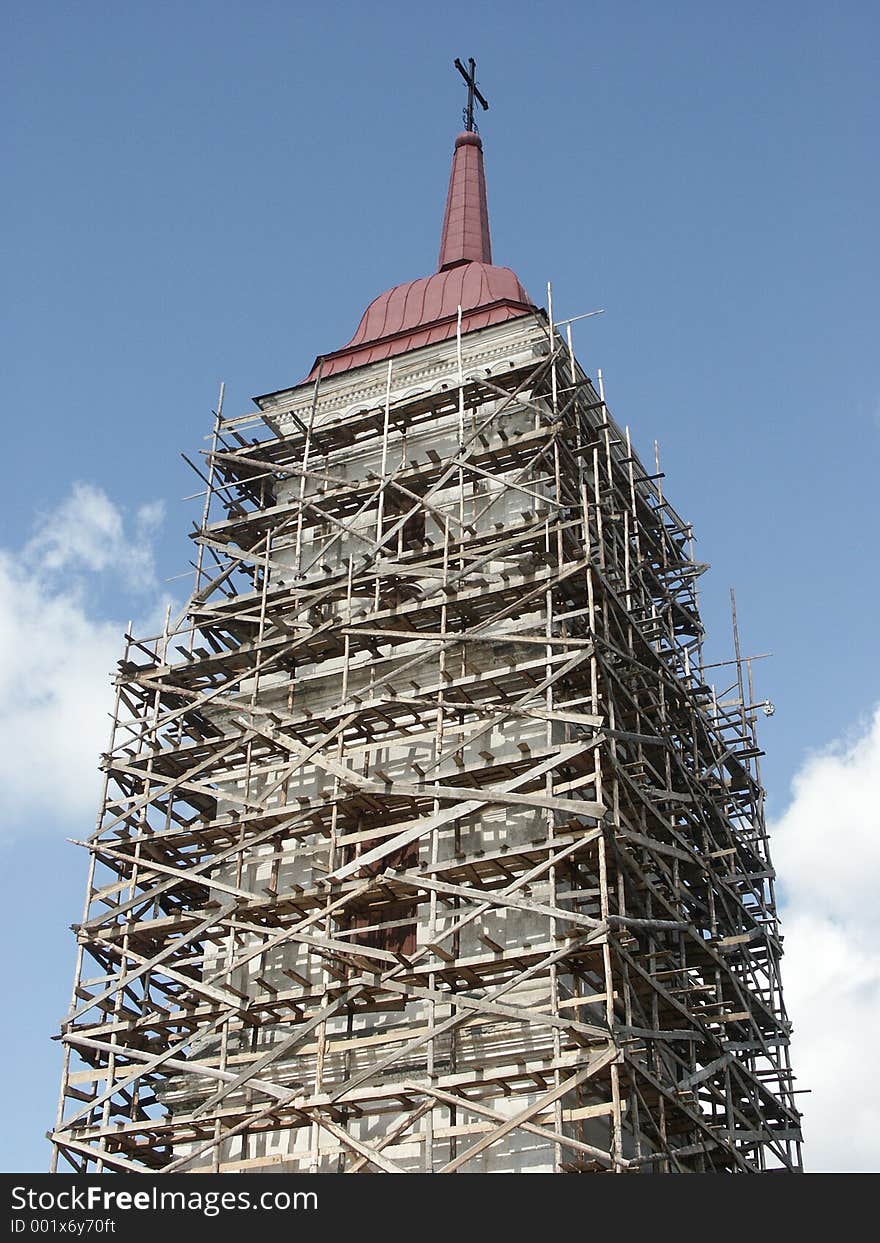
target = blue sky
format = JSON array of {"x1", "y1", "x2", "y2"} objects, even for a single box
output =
[{"x1": 2, "y1": 1, "x2": 878, "y2": 1172}]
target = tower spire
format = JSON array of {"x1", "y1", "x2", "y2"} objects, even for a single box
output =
[
  {"x1": 438, "y1": 134, "x2": 492, "y2": 270},
  {"x1": 439, "y1": 58, "x2": 492, "y2": 271}
]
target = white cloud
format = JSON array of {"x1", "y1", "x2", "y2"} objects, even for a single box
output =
[
  {"x1": 771, "y1": 706, "x2": 880, "y2": 1172},
  {"x1": 0, "y1": 483, "x2": 169, "y2": 837},
  {"x1": 25, "y1": 482, "x2": 164, "y2": 592}
]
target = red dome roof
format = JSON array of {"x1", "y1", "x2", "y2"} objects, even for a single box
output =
[
  {"x1": 306, "y1": 131, "x2": 535, "y2": 381},
  {"x1": 350, "y1": 262, "x2": 530, "y2": 345}
]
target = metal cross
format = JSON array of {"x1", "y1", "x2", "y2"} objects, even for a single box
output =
[{"x1": 454, "y1": 57, "x2": 489, "y2": 133}]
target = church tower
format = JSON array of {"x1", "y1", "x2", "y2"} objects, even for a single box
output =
[{"x1": 52, "y1": 63, "x2": 803, "y2": 1174}]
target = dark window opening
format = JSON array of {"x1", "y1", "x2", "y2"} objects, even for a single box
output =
[
  {"x1": 380, "y1": 497, "x2": 426, "y2": 553},
  {"x1": 351, "y1": 839, "x2": 418, "y2": 957}
]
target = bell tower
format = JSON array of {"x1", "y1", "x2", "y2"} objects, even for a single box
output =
[{"x1": 52, "y1": 61, "x2": 803, "y2": 1174}]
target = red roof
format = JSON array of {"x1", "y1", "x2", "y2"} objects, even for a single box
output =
[{"x1": 306, "y1": 131, "x2": 534, "y2": 381}]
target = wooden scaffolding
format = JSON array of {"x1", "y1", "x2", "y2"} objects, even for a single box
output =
[{"x1": 51, "y1": 308, "x2": 803, "y2": 1173}]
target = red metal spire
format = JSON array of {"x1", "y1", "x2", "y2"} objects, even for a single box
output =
[
  {"x1": 298, "y1": 119, "x2": 534, "y2": 383},
  {"x1": 438, "y1": 131, "x2": 492, "y2": 271}
]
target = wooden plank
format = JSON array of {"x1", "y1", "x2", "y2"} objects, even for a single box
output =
[
  {"x1": 330, "y1": 743, "x2": 601, "y2": 883},
  {"x1": 438, "y1": 1047, "x2": 619, "y2": 1172}
]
